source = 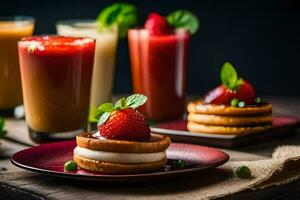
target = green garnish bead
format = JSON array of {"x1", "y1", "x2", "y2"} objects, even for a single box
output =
[
  {"x1": 171, "y1": 160, "x2": 186, "y2": 169},
  {"x1": 231, "y1": 98, "x2": 239, "y2": 107},
  {"x1": 235, "y1": 166, "x2": 251, "y2": 179},
  {"x1": 64, "y1": 160, "x2": 78, "y2": 171},
  {"x1": 255, "y1": 97, "x2": 262, "y2": 104},
  {"x1": 238, "y1": 101, "x2": 246, "y2": 108}
]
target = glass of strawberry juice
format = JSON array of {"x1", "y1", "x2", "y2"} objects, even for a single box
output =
[
  {"x1": 18, "y1": 36, "x2": 95, "y2": 143},
  {"x1": 128, "y1": 29, "x2": 190, "y2": 121}
]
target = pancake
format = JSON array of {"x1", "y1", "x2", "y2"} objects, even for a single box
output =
[
  {"x1": 187, "y1": 121, "x2": 271, "y2": 135},
  {"x1": 76, "y1": 133, "x2": 171, "y2": 153},
  {"x1": 187, "y1": 99, "x2": 272, "y2": 116},
  {"x1": 74, "y1": 133, "x2": 171, "y2": 174},
  {"x1": 188, "y1": 113, "x2": 273, "y2": 126},
  {"x1": 74, "y1": 154, "x2": 167, "y2": 174}
]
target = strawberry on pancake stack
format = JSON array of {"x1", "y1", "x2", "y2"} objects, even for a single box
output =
[
  {"x1": 74, "y1": 94, "x2": 171, "y2": 174},
  {"x1": 187, "y1": 62, "x2": 273, "y2": 135}
]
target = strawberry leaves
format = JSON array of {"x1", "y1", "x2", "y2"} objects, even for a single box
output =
[
  {"x1": 114, "y1": 97, "x2": 126, "y2": 109},
  {"x1": 95, "y1": 94, "x2": 147, "y2": 126},
  {"x1": 98, "y1": 103, "x2": 115, "y2": 112},
  {"x1": 167, "y1": 10, "x2": 199, "y2": 34},
  {"x1": 97, "y1": 112, "x2": 111, "y2": 126},
  {"x1": 96, "y1": 3, "x2": 138, "y2": 38},
  {"x1": 125, "y1": 94, "x2": 147, "y2": 109},
  {"x1": 220, "y1": 62, "x2": 243, "y2": 90}
]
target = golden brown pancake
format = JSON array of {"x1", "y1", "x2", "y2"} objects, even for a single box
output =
[
  {"x1": 187, "y1": 99, "x2": 272, "y2": 116},
  {"x1": 76, "y1": 133, "x2": 171, "y2": 153},
  {"x1": 188, "y1": 113, "x2": 273, "y2": 126},
  {"x1": 187, "y1": 121, "x2": 271, "y2": 135}
]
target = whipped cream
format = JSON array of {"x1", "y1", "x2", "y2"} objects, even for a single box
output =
[
  {"x1": 92, "y1": 131, "x2": 107, "y2": 140},
  {"x1": 74, "y1": 146, "x2": 166, "y2": 164}
]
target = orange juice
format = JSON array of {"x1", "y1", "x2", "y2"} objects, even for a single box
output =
[{"x1": 0, "y1": 16, "x2": 34, "y2": 111}]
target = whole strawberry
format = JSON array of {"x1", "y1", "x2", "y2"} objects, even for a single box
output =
[
  {"x1": 204, "y1": 62, "x2": 256, "y2": 105},
  {"x1": 95, "y1": 94, "x2": 151, "y2": 141},
  {"x1": 145, "y1": 12, "x2": 173, "y2": 35}
]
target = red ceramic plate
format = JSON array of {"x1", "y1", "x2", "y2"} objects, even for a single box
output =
[
  {"x1": 11, "y1": 141, "x2": 229, "y2": 182},
  {"x1": 151, "y1": 116, "x2": 300, "y2": 148}
]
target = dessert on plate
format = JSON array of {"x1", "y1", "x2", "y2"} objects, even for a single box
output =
[
  {"x1": 187, "y1": 62, "x2": 273, "y2": 135},
  {"x1": 73, "y1": 94, "x2": 171, "y2": 174}
]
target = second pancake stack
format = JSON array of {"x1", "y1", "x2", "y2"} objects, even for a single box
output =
[{"x1": 187, "y1": 99, "x2": 273, "y2": 135}]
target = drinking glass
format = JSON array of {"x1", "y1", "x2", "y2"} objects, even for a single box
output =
[
  {"x1": 18, "y1": 35, "x2": 95, "y2": 143},
  {"x1": 128, "y1": 29, "x2": 190, "y2": 121},
  {"x1": 0, "y1": 16, "x2": 34, "y2": 116},
  {"x1": 56, "y1": 20, "x2": 118, "y2": 125}
]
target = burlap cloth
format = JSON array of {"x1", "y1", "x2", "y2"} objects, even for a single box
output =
[{"x1": 154, "y1": 145, "x2": 300, "y2": 200}]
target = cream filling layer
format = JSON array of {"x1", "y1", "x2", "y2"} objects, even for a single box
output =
[{"x1": 74, "y1": 146, "x2": 166, "y2": 164}]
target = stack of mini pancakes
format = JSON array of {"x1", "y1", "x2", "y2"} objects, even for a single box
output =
[
  {"x1": 187, "y1": 99, "x2": 273, "y2": 135},
  {"x1": 73, "y1": 133, "x2": 171, "y2": 174}
]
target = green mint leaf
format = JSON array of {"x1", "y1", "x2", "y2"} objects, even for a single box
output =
[
  {"x1": 235, "y1": 78, "x2": 243, "y2": 89},
  {"x1": 89, "y1": 116, "x2": 97, "y2": 123},
  {"x1": 94, "y1": 110, "x2": 104, "y2": 119},
  {"x1": 125, "y1": 94, "x2": 147, "y2": 109},
  {"x1": 115, "y1": 97, "x2": 127, "y2": 109},
  {"x1": 88, "y1": 106, "x2": 99, "y2": 122},
  {"x1": 167, "y1": 10, "x2": 199, "y2": 34},
  {"x1": 220, "y1": 62, "x2": 239, "y2": 90},
  {"x1": 96, "y1": 3, "x2": 138, "y2": 38},
  {"x1": 97, "y1": 112, "x2": 111, "y2": 126},
  {"x1": 93, "y1": 102, "x2": 115, "y2": 123},
  {"x1": 98, "y1": 103, "x2": 115, "y2": 112},
  {"x1": 89, "y1": 109, "x2": 104, "y2": 122}
]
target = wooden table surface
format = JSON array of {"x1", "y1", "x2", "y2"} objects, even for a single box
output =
[{"x1": 0, "y1": 95, "x2": 300, "y2": 200}]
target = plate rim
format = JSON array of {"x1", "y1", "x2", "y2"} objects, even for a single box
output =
[
  {"x1": 151, "y1": 116, "x2": 300, "y2": 140},
  {"x1": 10, "y1": 141, "x2": 229, "y2": 181}
]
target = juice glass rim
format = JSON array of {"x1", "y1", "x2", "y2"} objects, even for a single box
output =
[
  {"x1": 0, "y1": 15, "x2": 35, "y2": 28},
  {"x1": 56, "y1": 19, "x2": 117, "y2": 32},
  {"x1": 128, "y1": 27, "x2": 190, "y2": 34},
  {"x1": 18, "y1": 35, "x2": 96, "y2": 48},
  {"x1": 128, "y1": 28, "x2": 190, "y2": 38}
]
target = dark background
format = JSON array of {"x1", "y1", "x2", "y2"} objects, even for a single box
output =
[{"x1": 2, "y1": 0, "x2": 299, "y2": 96}]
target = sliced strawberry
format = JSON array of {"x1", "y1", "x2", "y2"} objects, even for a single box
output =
[
  {"x1": 98, "y1": 108, "x2": 151, "y2": 141},
  {"x1": 145, "y1": 12, "x2": 173, "y2": 35},
  {"x1": 235, "y1": 80, "x2": 256, "y2": 104}
]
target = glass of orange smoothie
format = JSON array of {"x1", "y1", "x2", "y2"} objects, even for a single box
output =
[{"x1": 0, "y1": 16, "x2": 34, "y2": 116}]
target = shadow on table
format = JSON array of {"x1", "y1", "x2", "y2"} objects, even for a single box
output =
[{"x1": 48, "y1": 168, "x2": 232, "y2": 195}]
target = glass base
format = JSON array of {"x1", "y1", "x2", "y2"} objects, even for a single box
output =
[{"x1": 29, "y1": 127, "x2": 85, "y2": 143}]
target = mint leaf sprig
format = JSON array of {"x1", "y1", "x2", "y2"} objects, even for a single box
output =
[
  {"x1": 167, "y1": 10, "x2": 199, "y2": 34},
  {"x1": 95, "y1": 94, "x2": 147, "y2": 126},
  {"x1": 220, "y1": 62, "x2": 243, "y2": 90},
  {"x1": 96, "y1": 3, "x2": 138, "y2": 38}
]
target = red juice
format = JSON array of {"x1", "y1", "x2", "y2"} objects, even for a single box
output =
[
  {"x1": 18, "y1": 36, "x2": 95, "y2": 142},
  {"x1": 128, "y1": 29, "x2": 190, "y2": 121}
]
